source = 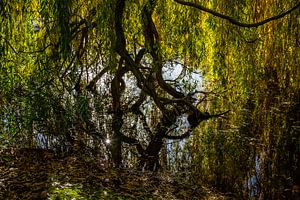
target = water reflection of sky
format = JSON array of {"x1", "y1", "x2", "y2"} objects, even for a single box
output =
[
  {"x1": 162, "y1": 62, "x2": 203, "y2": 94},
  {"x1": 245, "y1": 155, "x2": 261, "y2": 197},
  {"x1": 32, "y1": 60, "x2": 203, "y2": 169},
  {"x1": 163, "y1": 62, "x2": 202, "y2": 169}
]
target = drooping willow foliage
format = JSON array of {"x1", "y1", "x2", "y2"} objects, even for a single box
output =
[
  {"x1": 188, "y1": 0, "x2": 299, "y2": 198},
  {"x1": 0, "y1": 0, "x2": 299, "y2": 199}
]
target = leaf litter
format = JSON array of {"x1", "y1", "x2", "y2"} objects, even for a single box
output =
[{"x1": 0, "y1": 148, "x2": 231, "y2": 199}]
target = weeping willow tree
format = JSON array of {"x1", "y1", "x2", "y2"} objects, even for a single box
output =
[
  {"x1": 0, "y1": 0, "x2": 299, "y2": 197},
  {"x1": 186, "y1": 0, "x2": 300, "y2": 199}
]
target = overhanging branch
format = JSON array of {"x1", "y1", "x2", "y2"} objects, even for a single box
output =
[
  {"x1": 209, "y1": 110, "x2": 231, "y2": 118},
  {"x1": 120, "y1": 134, "x2": 145, "y2": 156},
  {"x1": 86, "y1": 66, "x2": 110, "y2": 92},
  {"x1": 163, "y1": 129, "x2": 192, "y2": 140},
  {"x1": 174, "y1": 0, "x2": 300, "y2": 27},
  {"x1": 115, "y1": 0, "x2": 167, "y2": 112},
  {"x1": 142, "y1": 1, "x2": 185, "y2": 99}
]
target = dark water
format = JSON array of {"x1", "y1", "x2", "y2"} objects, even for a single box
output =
[{"x1": 245, "y1": 155, "x2": 261, "y2": 197}]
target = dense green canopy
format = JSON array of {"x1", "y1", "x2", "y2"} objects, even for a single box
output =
[{"x1": 0, "y1": 0, "x2": 299, "y2": 198}]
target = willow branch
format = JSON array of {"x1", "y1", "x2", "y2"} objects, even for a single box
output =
[
  {"x1": 163, "y1": 129, "x2": 192, "y2": 140},
  {"x1": 128, "y1": 91, "x2": 147, "y2": 114},
  {"x1": 135, "y1": 48, "x2": 146, "y2": 64},
  {"x1": 209, "y1": 110, "x2": 231, "y2": 118},
  {"x1": 0, "y1": 35, "x2": 17, "y2": 54},
  {"x1": 142, "y1": 1, "x2": 185, "y2": 98},
  {"x1": 86, "y1": 66, "x2": 110, "y2": 92},
  {"x1": 121, "y1": 134, "x2": 145, "y2": 156},
  {"x1": 115, "y1": 0, "x2": 166, "y2": 112},
  {"x1": 174, "y1": 0, "x2": 300, "y2": 27}
]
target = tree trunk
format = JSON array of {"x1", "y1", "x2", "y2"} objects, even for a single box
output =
[
  {"x1": 110, "y1": 136, "x2": 122, "y2": 168},
  {"x1": 138, "y1": 116, "x2": 172, "y2": 171},
  {"x1": 139, "y1": 136, "x2": 163, "y2": 171}
]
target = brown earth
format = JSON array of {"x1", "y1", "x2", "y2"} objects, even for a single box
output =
[{"x1": 0, "y1": 148, "x2": 232, "y2": 200}]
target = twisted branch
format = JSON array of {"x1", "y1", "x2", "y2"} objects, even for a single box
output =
[{"x1": 174, "y1": 0, "x2": 300, "y2": 27}]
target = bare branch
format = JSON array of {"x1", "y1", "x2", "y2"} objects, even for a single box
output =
[
  {"x1": 0, "y1": 35, "x2": 17, "y2": 54},
  {"x1": 86, "y1": 66, "x2": 110, "y2": 92},
  {"x1": 142, "y1": 1, "x2": 185, "y2": 99},
  {"x1": 121, "y1": 134, "x2": 145, "y2": 156},
  {"x1": 128, "y1": 91, "x2": 147, "y2": 114},
  {"x1": 174, "y1": 0, "x2": 300, "y2": 27},
  {"x1": 114, "y1": 0, "x2": 166, "y2": 112},
  {"x1": 209, "y1": 110, "x2": 231, "y2": 118},
  {"x1": 135, "y1": 48, "x2": 146, "y2": 64},
  {"x1": 163, "y1": 129, "x2": 192, "y2": 140}
]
